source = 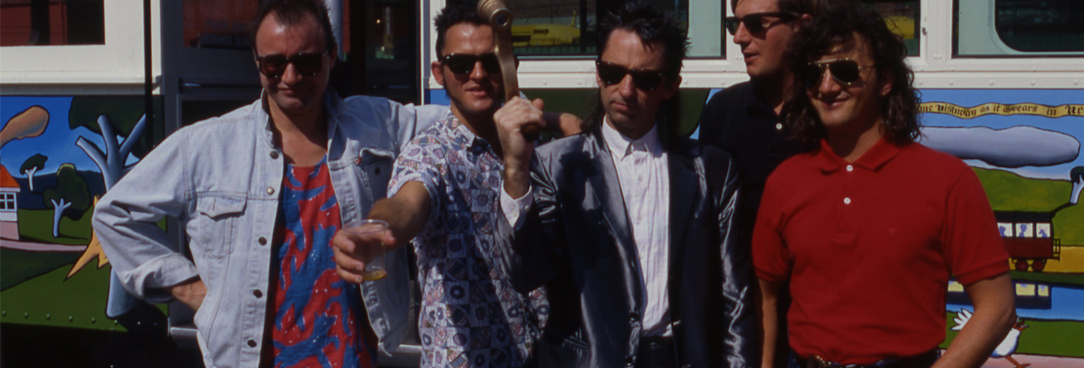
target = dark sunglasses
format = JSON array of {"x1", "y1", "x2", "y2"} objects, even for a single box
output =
[
  {"x1": 254, "y1": 50, "x2": 327, "y2": 79},
  {"x1": 799, "y1": 58, "x2": 868, "y2": 88},
  {"x1": 440, "y1": 53, "x2": 502, "y2": 75},
  {"x1": 724, "y1": 12, "x2": 800, "y2": 35},
  {"x1": 596, "y1": 61, "x2": 667, "y2": 91}
]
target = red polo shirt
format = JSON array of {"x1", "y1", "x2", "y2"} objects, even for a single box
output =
[{"x1": 753, "y1": 139, "x2": 1009, "y2": 364}]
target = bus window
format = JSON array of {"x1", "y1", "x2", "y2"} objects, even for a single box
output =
[
  {"x1": 956, "y1": 0, "x2": 1084, "y2": 56},
  {"x1": 445, "y1": 0, "x2": 723, "y2": 58},
  {"x1": 862, "y1": 0, "x2": 920, "y2": 56},
  {"x1": 995, "y1": 0, "x2": 1084, "y2": 53},
  {"x1": 0, "y1": 0, "x2": 104, "y2": 46},
  {"x1": 183, "y1": 0, "x2": 259, "y2": 50}
]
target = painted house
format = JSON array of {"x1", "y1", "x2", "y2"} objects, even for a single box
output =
[{"x1": 0, "y1": 165, "x2": 19, "y2": 240}]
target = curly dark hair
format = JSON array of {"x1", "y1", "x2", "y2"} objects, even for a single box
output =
[
  {"x1": 250, "y1": 0, "x2": 337, "y2": 55},
  {"x1": 780, "y1": 3, "x2": 921, "y2": 148},
  {"x1": 584, "y1": 2, "x2": 689, "y2": 134},
  {"x1": 434, "y1": 4, "x2": 487, "y2": 59}
]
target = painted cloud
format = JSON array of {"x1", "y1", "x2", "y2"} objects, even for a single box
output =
[{"x1": 920, "y1": 126, "x2": 1080, "y2": 168}]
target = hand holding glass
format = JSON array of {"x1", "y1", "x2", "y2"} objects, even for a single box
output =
[{"x1": 343, "y1": 219, "x2": 389, "y2": 281}]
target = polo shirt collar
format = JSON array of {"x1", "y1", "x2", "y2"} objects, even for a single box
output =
[
  {"x1": 815, "y1": 138, "x2": 903, "y2": 173},
  {"x1": 743, "y1": 83, "x2": 777, "y2": 118}
]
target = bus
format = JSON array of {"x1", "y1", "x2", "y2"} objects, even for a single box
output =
[{"x1": 2, "y1": 0, "x2": 1082, "y2": 366}]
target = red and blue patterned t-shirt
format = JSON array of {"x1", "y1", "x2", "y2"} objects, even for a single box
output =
[{"x1": 270, "y1": 160, "x2": 377, "y2": 368}]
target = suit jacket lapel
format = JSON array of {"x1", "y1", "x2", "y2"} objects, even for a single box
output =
[
  {"x1": 584, "y1": 133, "x2": 636, "y2": 253},
  {"x1": 668, "y1": 148, "x2": 698, "y2": 273}
]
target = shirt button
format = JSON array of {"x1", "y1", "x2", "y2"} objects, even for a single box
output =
[
  {"x1": 846, "y1": 165, "x2": 854, "y2": 172},
  {"x1": 844, "y1": 197, "x2": 852, "y2": 205},
  {"x1": 247, "y1": 339, "x2": 257, "y2": 348},
  {"x1": 270, "y1": 151, "x2": 279, "y2": 159},
  {"x1": 775, "y1": 123, "x2": 783, "y2": 130},
  {"x1": 253, "y1": 289, "x2": 263, "y2": 298},
  {"x1": 266, "y1": 187, "x2": 275, "y2": 195}
]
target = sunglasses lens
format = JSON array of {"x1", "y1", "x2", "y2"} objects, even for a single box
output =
[
  {"x1": 829, "y1": 60, "x2": 861, "y2": 84},
  {"x1": 292, "y1": 53, "x2": 325, "y2": 76},
  {"x1": 724, "y1": 18, "x2": 739, "y2": 35},
  {"x1": 631, "y1": 73, "x2": 662, "y2": 91},
  {"x1": 744, "y1": 15, "x2": 766, "y2": 34},
  {"x1": 597, "y1": 64, "x2": 626, "y2": 85},
  {"x1": 444, "y1": 56, "x2": 474, "y2": 74},
  {"x1": 259, "y1": 55, "x2": 288, "y2": 78},
  {"x1": 479, "y1": 54, "x2": 502, "y2": 73}
]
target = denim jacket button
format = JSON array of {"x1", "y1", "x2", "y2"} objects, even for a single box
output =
[
  {"x1": 253, "y1": 289, "x2": 263, "y2": 298},
  {"x1": 247, "y1": 339, "x2": 257, "y2": 348},
  {"x1": 258, "y1": 237, "x2": 267, "y2": 245},
  {"x1": 270, "y1": 151, "x2": 279, "y2": 159},
  {"x1": 266, "y1": 187, "x2": 275, "y2": 195}
]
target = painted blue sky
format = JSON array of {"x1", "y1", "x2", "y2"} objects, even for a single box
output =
[
  {"x1": 1, "y1": 96, "x2": 139, "y2": 179},
  {"x1": 921, "y1": 89, "x2": 1084, "y2": 181},
  {"x1": 694, "y1": 88, "x2": 1084, "y2": 181}
]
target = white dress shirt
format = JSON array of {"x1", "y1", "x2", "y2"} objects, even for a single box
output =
[{"x1": 500, "y1": 119, "x2": 672, "y2": 336}]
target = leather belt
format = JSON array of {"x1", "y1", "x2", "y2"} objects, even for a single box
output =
[{"x1": 794, "y1": 349, "x2": 938, "y2": 368}]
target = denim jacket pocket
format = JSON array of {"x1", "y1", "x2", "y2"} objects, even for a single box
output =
[
  {"x1": 193, "y1": 195, "x2": 247, "y2": 259},
  {"x1": 357, "y1": 148, "x2": 394, "y2": 201}
]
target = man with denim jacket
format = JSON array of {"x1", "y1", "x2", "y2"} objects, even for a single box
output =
[{"x1": 93, "y1": 1, "x2": 446, "y2": 367}]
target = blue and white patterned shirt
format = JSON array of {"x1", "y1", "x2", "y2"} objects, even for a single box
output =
[{"x1": 388, "y1": 112, "x2": 547, "y2": 368}]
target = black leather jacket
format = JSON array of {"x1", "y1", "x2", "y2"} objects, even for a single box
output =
[{"x1": 497, "y1": 130, "x2": 756, "y2": 368}]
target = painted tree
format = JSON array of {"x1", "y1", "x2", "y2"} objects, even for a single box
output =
[
  {"x1": 1071, "y1": 166, "x2": 1084, "y2": 204},
  {"x1": 42, "y1": 164, "x2": 90, "y2": 238},
  {"x1": 68, "y1": 97, "x2": 160, "y2": 318},
  {"x1": 69, "y1": 97, "x2": 158, "y2": 190},
  {"x1": 19, "y1": 153, "x2": 48, "y2": 191}
]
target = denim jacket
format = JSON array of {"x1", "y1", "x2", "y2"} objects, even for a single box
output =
[{"x1": 94, "y1": 90, "x2": 446, "y2": 368}]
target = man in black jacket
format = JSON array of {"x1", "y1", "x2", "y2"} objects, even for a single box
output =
[{"x1": 495, "y1": 3, "x2": 755, "y2": 367}]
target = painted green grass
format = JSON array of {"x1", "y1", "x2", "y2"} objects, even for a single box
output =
[
  {"x1": 1, "y1": 249, "x2": 80, "y2": 290},
  {"x1": 974, "y1": 168, "x2": 1070, "y2": 212},
  {"x1": 16, "y1": 208, "x2": 94, "y2": 244},
  {"x1": 0, "y1": 261, "x2": 121, "y2": 331},
  {"x1": 1053, "y1": 205, "x2": 1084, "y2": 246},
  {"x1": 942, "y1": 311, "x2": 1084, "y2": 358}
]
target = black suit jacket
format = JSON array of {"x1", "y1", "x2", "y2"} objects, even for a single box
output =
[{"x1": 497, "y1": 129, "x2": 755, "y2": 368}]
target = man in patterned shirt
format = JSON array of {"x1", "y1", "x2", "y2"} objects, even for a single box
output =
[{"x1": 332, "y1": 5, "x2": 570, "y2": 367}]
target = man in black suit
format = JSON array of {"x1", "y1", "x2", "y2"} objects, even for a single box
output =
[{"x1": 494, "y1": 3, "x2": 755, "y2": 367}]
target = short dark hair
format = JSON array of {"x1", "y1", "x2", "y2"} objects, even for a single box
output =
[
  {"x1": 250, "y1": 0, "x2": 337, "y2": 54},
  {"x1": 781, "y1": 3, "x2": 921, "y2": 147},
  {"x1": 433, "y1": 4, "x2": 487, "y2": 59},
  {"x1": 732, "y1": 0, "x2": 828, "y2": 15},
  {"x1": 597, "y1": 2, "x2": 688, "y2": 78},
  {"x1": 583, "y1": 3, "x2": 688, "y2": 135}
]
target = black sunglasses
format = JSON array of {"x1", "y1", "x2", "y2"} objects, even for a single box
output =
[
  {"x1": 799, "y1": 58, "x2": 868, "y2": 88},
  {"x1": 596, "y1": 61, "x2": 667, "y2": 91},
  {"x1": 440, "y1": 53, "x2": 502, "y2": 75},
  {"x1": 254, "y1": 50, "x2": 327, "y2": 79},
  {"x1": 724, "y1": 12, "x2": 800, "y2": 36}
]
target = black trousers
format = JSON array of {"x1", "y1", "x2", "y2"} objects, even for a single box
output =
[{"x1": 634, "y1": 336, "x2": 678, "y2": 368}]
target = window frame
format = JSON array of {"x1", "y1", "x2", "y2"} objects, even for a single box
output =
[{"x1": 0, "y1": 1, "x2": 163, "y2": 89}]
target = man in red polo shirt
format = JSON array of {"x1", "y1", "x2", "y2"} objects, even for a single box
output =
[{"x1": 753, "y1": 4, "x2": 1016, "y2": 368}]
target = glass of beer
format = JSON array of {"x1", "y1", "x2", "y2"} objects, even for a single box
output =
[{"x1": 346, "y1": 219, "x2": 389, "y2": 281}]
